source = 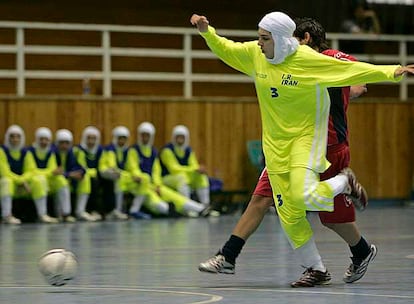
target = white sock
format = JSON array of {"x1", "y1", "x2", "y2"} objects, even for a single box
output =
[
  {"x1": 156, "y1": 201, "x2": 169, "y2": 215},
  {"x1": 34, "y1": 196, "x2": 47, "y2": 216},
  {"x1": 76, "y1": 193, "x2": 89, "y2": 215},
  {"x1": 179, "y1": 184, "x2": 191, "y2": 198},
  {"x1": 1, "y1": 196, "x2": 12, "y2": 218},
  {"x1": 183, "y1": 200, "x2": 204, "y2": 213},
  {"x1": 57, "y1": 187, "x2": 71, "y2": 215},
  {"x1": 129, "y1": 195, "x2": 145, "y2": 213},
  {"x1": 115, "y1": 192, "x2": 124, "y2": 212},
  {"x1": 324, "y1": 174, "x2": 348, "y2": 196},
  {"x1": 196, "y1": 187, "x2": 210, "y2": 205},
  {"x1": 295, "y1": 237, "x2": 326, "y2": 272}
]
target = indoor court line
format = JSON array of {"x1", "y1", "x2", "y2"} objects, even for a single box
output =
[{"x1": 0, "y1": 285, "x2": 223, "y2": 304}]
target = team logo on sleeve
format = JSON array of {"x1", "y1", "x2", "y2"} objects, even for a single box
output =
[{"x1": 281, "y1": 74, "x2": 298, "y2": 86}]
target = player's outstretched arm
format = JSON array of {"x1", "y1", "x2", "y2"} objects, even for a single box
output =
[
  {"x1": 395, "y1": 64, "x2": 414, "y2": 78},
  {"x1": 190, "y1": 14, "x2": 209, "y2": 33}
]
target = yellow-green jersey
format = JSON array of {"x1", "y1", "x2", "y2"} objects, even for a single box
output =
[
  {"x1": 201, "y1": 26, "x2": 400, "y2": 174},
  {"x1": 0, "y1": 147, "x2": 38, "y2": 183}
]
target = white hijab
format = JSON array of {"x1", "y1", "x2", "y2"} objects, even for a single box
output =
[
  {"x1": 4, "y1": 125, "x2": 25, "y2": 150},
  {"x1": 33, "y1": 127, "x2": 52, "y2": 152},
  {"x1": 137, "y1": 122, "x2": 155, "y2": 147},
  {"x1": 112, "y1": 126, "x2": 130, "y2": 150},
  {"x1": 172, "y1": 125, "x2": 190, "y2": 148},
  {"x1": 81, "y1": 126, "x2": 101, "y2": 154},
  {"x1": 258, "y1": 12, "x2": 299, "y2": 64}
]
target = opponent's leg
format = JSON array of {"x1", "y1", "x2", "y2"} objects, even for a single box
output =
[
  {"x1": 198, "y1": 194, "x2": 272, "y2": 274},
  {"x1": 319, "y1": 195, "x2": 377, "y2": 283}
]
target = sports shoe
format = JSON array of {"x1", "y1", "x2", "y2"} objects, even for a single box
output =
[
  {"x1": 199, "y1": 206, "x2": 221, "y2": 217},
  {"x1": 291, "y1": 268, "x2": 331, "y2": 287},
  {"x1": 107, "y1": 209, "x2": 128, "y2": 220},
  {"x1": 130, "y1": 211, "x2": 152, "y2": 220},
  {"x1": 198, "y1": 254, "x2": 235, "y2": 274},
  {"x1": 341, "y1": 168, "x2": 368, "y2": 211},
  {"x1": 90, "y1": 211, "x2": 102, "y2": 221},
  {"x1": 39, "y1": 214, "x2": 59, "y2": 224},
  {"x1": 62, "y1": 215, "x2": 77, "y2": 223},
  {"x1": 77, "y1": 212, "x2": 96, "y2": 222},
  {"x1": 2, "y1": 215, "x2": 21, "y2": 225},
  {"x1": 343, "y1": 244, "x2": 378, "y2": 283}
]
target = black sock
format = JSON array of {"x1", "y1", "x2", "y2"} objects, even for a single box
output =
[
  {"x1": 349, "y1": 236, "x2": 371, "y2": 266},
  {"x1": 220, "y1": 235, "x2": 245, "y2": 264}
]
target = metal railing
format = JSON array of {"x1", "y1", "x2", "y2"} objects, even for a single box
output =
[{"x1": 0, "y1": 21, "x2": 413, "y2": 100}]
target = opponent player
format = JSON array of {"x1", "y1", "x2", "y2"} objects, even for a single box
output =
[
  {"x1": 199, "y1": 17, "x2": 377, "y2": 286},
  {"x1": 190, "y1": 12, "x2": 414, "y2": 287}
]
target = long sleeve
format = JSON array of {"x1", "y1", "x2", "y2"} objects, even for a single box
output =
[
  {"x1": 0, "y1": 149, "x2": 24, "y2": 183},
  {"x1": 125, "y1": 149, "x2": 151, "y2": 183},
  {"x1": 187, "y1": 152, "x2": 200, "y2": 171},
  {"x1": 160, "y1": 148, "x2": 194, "y2": 174},
  {"x1": 100, "y1": 150, "x2": 116, "y2": 172},
  {"x1": 73, "y1": 147, "x2": 97, "y2": 178},
  {"x1": 200, "y1": 26, "x2": 256, "y2": 77},
  {"x1": 21, "y1": 151, "x2": 39, "y2": 181},
  {"x1": 63, "y1": 150, "x2": 86, "y2": 178},
  {"x1": 151, "y1": 158, "x2": 163, "y2": 186},
  {"x1": 298, "y1": 46, "x2": 401, "y2": 87}
]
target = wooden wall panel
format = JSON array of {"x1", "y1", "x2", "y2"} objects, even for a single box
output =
[
  {"x1": 348, "y1": 103, "x2": 413, "y2": 199},
  {"x1": 0, "y1": 98, "x2": 413, "y2": 199}
]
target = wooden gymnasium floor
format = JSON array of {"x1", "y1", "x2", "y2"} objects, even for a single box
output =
[{"x1": 1, "y1": 204, "x2": 414, "y2": 304}]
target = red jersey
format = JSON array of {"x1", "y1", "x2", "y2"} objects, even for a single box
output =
[{"x1": 322, "y1": 49, "x2": 357, "y2": 147}]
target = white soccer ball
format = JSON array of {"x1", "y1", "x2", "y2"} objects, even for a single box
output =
[{"x1": 38, "y1": 249, "x2": 78, "y2": 286}]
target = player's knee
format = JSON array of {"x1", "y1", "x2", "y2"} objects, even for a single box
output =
[
  {"x1": 290, "y1": 189, "x2": 306, "y2": 206},
  {"x1": 250, "y1": 195, "x2": 273, "y2": 211},
  {"x1": 321, "y1": 221, "x2": 335, "y2": 230},
  {"x1": 0, "y1": 177, "x2": 11, "y2": 189},
  {"x1": 156, "y1": 201, "x2": 169, "y2": 214}
]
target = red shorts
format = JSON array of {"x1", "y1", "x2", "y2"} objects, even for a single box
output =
[{"x1": 253, "y1": 143, "x2": 355, "y2": 224}]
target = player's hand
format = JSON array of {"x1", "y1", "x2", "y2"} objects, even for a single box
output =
[
  {"x1": 133, "y1": 176, "x2": 142, "y2": 184},
  {"x1": 190, "y1": 14, "x2": 209, "y2": 33},
  {"x1": 53, "y1": 167, "x2": 64, "y2": 176},
  {"x1": 69, "y1": 170, "x2": 84, "y2": 180},
  {"x1": 109, "y1": 168, "x2": 121, "y2": 179},
  {"x1": 22, "y1": 182, "x2": 31, "y2": 193},
  {"x1": 350, "y1": 85, "x2": 367, "y2": 99},
  {"x1": 155, "y1": 186, "x2": 162, "y2": 196},
  {"x1": 197, "y1": 165, "x2": 207, "y2": 174},
  {"x1": 395, "y1": 64, "x2": 414, "y2": 77}
]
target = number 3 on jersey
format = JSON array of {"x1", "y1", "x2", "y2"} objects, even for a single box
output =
[
  {"x1": 276, "y1": 194, "x2": 283, "y2": 207},
  {"x1": 270, "y1": 87, "x2": 279, "y2": 98}
]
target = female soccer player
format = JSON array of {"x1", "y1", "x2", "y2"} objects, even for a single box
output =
[{"x1": 191, "y1": 11, "x2": 414, "y2": 287}]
